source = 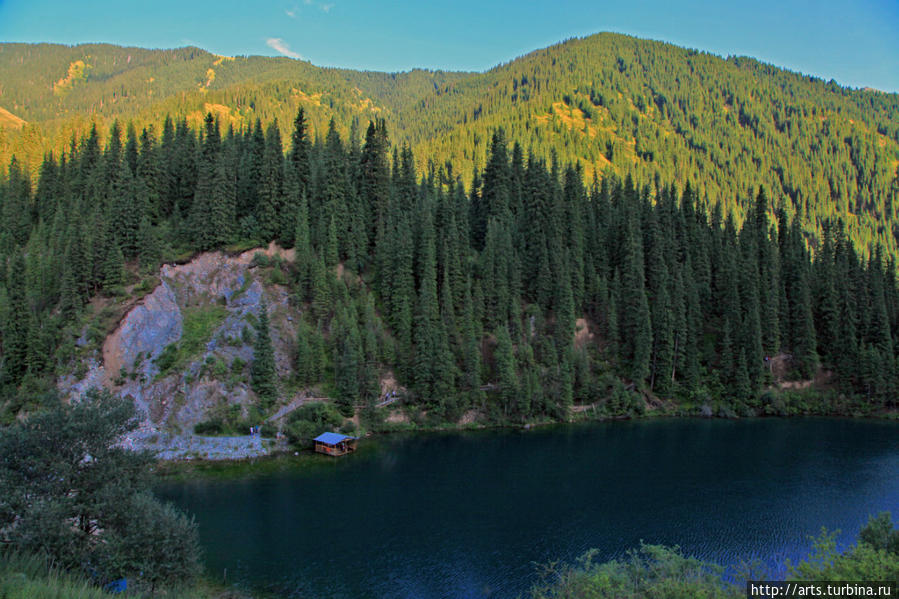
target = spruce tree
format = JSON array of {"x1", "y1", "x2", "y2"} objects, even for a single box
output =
[
  {"x1": 334, "y1": 304, "x2": 362, "y2": 416},
  {"x1": 257, "y1": 121, "x2": 284, "y2": 242},
  {"x1": 251, "y1": 304, "x2": 277, "y2": 407},
  {"x1": 619, "y1": 208, "x2": 653, "y2": 385},
  {"x1": 4, "y1": 252, "x2": 29, "y2": 384},
  {"x1": 494, "y1": 324, "x2": 518, "y2": 419},
  {"x1": 102, "y1": 242, "x2": 125, "y2": 292},
  {"x1": 137, "y1": 216, "x2": 161, "y2": 274},
  {"x1": 282, "y1": 108, "x2": 311, "y2": 244},
  {"x1": 293, "y1": 192, "x2": 313, "y2": 301},
  {"x1": 189, "y1": 113, "x2": 221, "y2": 250},
  {"x1": 360, "y1": 119, "x2": 391, "y2": 247},
  {"x1": 295, "y1": 319, "x2": 315, "y2": 386}
]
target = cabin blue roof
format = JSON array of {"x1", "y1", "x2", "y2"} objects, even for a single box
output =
[{"x1": 314, "y1": 432, "x2": 355, "y2": 445}]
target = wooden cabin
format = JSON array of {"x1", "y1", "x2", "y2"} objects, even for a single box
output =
[{"x1": 313, "y1": 432, "x2": 358, "y2": 456}]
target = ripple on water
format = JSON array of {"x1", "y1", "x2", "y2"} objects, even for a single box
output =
[{"x1": 156, "y1": 418, "x2": 899, "y2": 599}]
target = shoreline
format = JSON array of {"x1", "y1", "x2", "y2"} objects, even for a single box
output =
[{"x1": 152, "y1": 407, "x2": 899, "y2": 479}]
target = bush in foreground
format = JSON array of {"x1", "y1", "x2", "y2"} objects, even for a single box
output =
[
  {"x1": 529, "y1": 513, "x2": 899, "y2": 598},
  {"x1": 0, "y1": 389, "x2": 201, "y2": 592}
]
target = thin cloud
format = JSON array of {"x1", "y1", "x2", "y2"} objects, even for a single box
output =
[
  {"x1": 321, "y1": 2, "x2": 334, "y2": 12},
  {"x1": 285, "y1": 6, "x2": 298, "y2": 18},
  {"x1": 266, "y1": 38, "x2": 303, "y2": 59}
]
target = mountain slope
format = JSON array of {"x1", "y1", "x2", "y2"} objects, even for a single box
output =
[{"x1": 1, "y1": 33, "x2": 898, "y2": 258}]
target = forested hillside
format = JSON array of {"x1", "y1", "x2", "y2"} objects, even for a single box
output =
[
  {"x1": 1, "y1": 33, "x2": 898, "y2": 261},
  {"x1": 0, "y1": 106, "x2": 897, "y2": 424}
]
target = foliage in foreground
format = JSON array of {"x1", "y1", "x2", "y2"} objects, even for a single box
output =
[
  {"x1": 0, "y1": 389, "x2": 202, "y2": 592},
  {"x1": 0, "y1": 550, "x2": 243, "y2": 599},
  {"x1": 0, "y1": 551, "x2": 113, "y2": 599},
  {"x1": 530, "y1": 544, "x2": 737, "y2": 599},
  {"x1": 529, "y1": 513, "x2": 899, "y2": 599}
]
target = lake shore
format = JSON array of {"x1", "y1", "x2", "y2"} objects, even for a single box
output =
[{"x1": 152, "y1": 403, "x2": 899, "y2": 480}]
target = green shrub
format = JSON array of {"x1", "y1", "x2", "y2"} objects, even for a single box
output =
[
  {"x1": 154, "y1": 306, "x2": 228, "y2": 378},
  {"x1": 251, "y1": 252, "x2": 271, "y2": 268},
  {"x1": 194, "y1": 419, "x2": 224, "y2": 435},
  {"x1": 154, "y1": 343, "x2": 179, "y2": 374},
  {"x1": 268, "y1": 267, "x2": 288, "y2": 286},
  {"x1": 529, "y1": 544, "x2": 738, "y2": 599},
  {"x1": 285, "y1": 402, "x2": 344, "y2": 447},
  {"x1": 212, "y1": 358, "x2": 228, "y2": 378},
  {"x1": 789, "y1": 514, "x2": 899, "y2": 582}
]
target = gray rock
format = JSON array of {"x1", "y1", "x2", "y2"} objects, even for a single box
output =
[{"x1": 61, "y1": 247, "x2": 304, "y2": 460}]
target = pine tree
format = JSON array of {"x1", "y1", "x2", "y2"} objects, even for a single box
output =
[
  {"x1": 109, "y1": 160, "x2": 140, "y2": 257},
  {"x1": 295, "y1": 319, "x2": 316, "y2": 386},
  {"x1": 333, "y1": 303, "x2": 362, "y2": 416},
  {"x1": 460, "y1": 276, "x2": 482, "y2": 407},
  {"x1": 257, "y1": 121, "x2": 284, "y2": 241},
  {"x1": 4, "y1": 252, "x2": 29, "y2": 384},
  {"x1": 494, "y1": 324, "x2": 518, "y2": 419},
  {"x1": 208, "y1": 136, "x2": 237, "y2": 246},
  {"x1": 137, "y1": 126, "x2": 161, "y2": 221},
  {"x1": 251, "y1": 304, "x2": 277, "y2": 407},
  {"x1": 189, "y1": 113, "x2": 221, "y2": 250},
  {"x1": 293, "y1": 192, "x2": 314, "y2": 301},
  {"x1": 282, "y1": 108, "x2": 311, "y2": 244},
  {"x1": 137, "y1": 216, "x2": 161, "y2": 274},
  {"x1": 360, "y1": 119, "x2": 391, "y2": 247},
  {"x1": 319, "y1": 120, "x2": 350, "y2": 254},
  {"x1": 102, "y1": 239, "x2": 125, "y2": 292},
  {"x1": 413, "y1": 205, "x2": 442, "y2": 403},
  {"x1": 311, "y1": 253, "x2": 333, "y2": 321},
  {"x1": 325, "y1": 216, "x2": 339, "y2": 269},
  {"x1": 237, "y1": 119, "x2": 265, "y2": 221},
  {"x1": 618, "y1": 203, "x2": 653, "y2": 385},
  {"x1": 58, "y1": 264, "x2": 81, "y2": 319}
]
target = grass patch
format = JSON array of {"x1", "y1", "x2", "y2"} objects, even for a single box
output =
[
  {"x1": 230, "y1": 273, "x2": 254, "y2": 302},
  {"x1": 194, "y1": 402, "x2": 266, "y2": 436},
  {"x1": 155, "y1": 305, "x2": 229, "y2": 378},
  {"x1": 0, "y1": 550, "x2": 240, "y2": 599},
  {"x1": 225, "y1": 239, "x2": 263, "y2": 254},
  {"x1": 0, "y1": 551, "x2": 111, "y2": 599}
]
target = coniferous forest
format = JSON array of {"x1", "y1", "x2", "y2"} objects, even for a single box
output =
[
  {"x1": 2, "y1": 34, "x2": 899, "y2": 263},
  {"x1": 1, "y1": 103, "x2": 898, "y2": 423}
]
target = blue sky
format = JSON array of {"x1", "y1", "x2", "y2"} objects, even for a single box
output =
[{"x1": 1, "y1": 0, "x2": 897, "y2": 92}]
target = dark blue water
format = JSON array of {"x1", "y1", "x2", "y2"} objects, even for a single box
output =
[{"x1": 156, "y1": 418, "x2": 899, "y2": 598}]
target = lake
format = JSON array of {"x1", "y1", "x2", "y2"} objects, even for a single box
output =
[{"x1": 156, "y1": 418, "x2": 899, "y2": 598}]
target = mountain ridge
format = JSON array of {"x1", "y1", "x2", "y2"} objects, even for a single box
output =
[{"x1": 1, "y1": 32, "x2": 898, "y2": 259}]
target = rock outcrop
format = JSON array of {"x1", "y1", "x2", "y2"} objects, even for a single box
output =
[{"x1": 60, "y1": 244, "x2": 300, "y2": 459}]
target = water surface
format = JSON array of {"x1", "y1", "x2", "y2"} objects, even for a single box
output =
[{"x1": 157, "y1": 418, "x2": 899, "y2": 598}]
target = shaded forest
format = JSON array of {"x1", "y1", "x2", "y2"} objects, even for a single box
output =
[{"x1": 0, "y1": 107, "x2": 897, "y2": 422}]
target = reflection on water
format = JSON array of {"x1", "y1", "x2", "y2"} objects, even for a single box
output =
[{"x1": 157, "y1": 418, "x2": 899, "y2": 598}]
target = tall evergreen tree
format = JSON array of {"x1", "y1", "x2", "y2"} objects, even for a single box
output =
[
  {"x1": 257, "y1": 121, "x2": 284, "y2": 242},
  {"x1": 3, "y1": 252, "x2": 29, "y2": 384},
  {"x1": 251, "y1": 303, "x2": 277, "y2": 407}
]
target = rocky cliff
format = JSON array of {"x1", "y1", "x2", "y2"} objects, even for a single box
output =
[{"x1": 59, "y1": 244, "x2": 301, "y2": 459}]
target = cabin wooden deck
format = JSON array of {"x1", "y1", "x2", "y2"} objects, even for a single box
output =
[{"x1": 313, "y1": 432, "x2": 358, "y2": 456}]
